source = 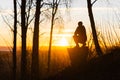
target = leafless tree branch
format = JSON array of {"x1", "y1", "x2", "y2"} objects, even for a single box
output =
[
  {"x1": 92, "y1": 0, "x2": 98, "y2": 6},
  {"x1": 1, "y1": 15, "x2": 21, "y2": 37}
]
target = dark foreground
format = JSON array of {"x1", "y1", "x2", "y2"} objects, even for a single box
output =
[
  {"x1": 1, "y1": 47, "x2": 120, "y2": 80},
  {"x1": 45, "y1": 47, "x2": 120, "y2": 80}
]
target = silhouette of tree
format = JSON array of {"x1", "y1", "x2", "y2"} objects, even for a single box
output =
[
  {"x1": 21, "y1": 0, "x2": 27, "y2": 80},
  {"x1": 47, "y1": 0, "x2": 71, "y2": 72},
  {"x1": 48, "y1": 0, "x2": 60, "y2": 72},
  {"x1": 31, "y1": 0, "x2": 42, "y2": 80},
  {"x1": 20, "y1": 0, "x2": 35, "y2": 79},
  {"x1": 13, "y1": 0, "x2": 17, "y2": 80},
  {"x1": 87, "y1": 0, "x2": 103, "y2": 56}
]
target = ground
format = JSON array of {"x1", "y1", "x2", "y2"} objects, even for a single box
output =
[
  {"x1": 45, "y1": 46, "x2": 120, "y2": 80},
  {"x1": 1, "y1": 47, "x2": 120, "y2": 80}
]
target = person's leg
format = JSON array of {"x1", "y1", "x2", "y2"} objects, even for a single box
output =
[
  {"x1": 80, "y1": 36, "x2": 87, "y2": 47},
  {"x1": 82, "y1": 42, "x2": 86, "y2": 47},
  {"x1": 73, "y1": 35, "x2": 79, "y2": 47}
]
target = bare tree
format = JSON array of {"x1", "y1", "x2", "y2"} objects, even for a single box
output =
[
  {"x1": 31, "y1": 0, "x2": 42, "y2": 80},
  {"x1": 87, "y1": 0, "x2": 103, "y2": 56},
  {"x1": 21, "y1": 0, "x2": 27, "y2": 80},
  {"x1": 47, "y1": 0, "x2": 71, "y2": 71},
  {"x1": 47, "y1": 0, "x2": 60, "y2": 72},
  {"x1": 13, "y1": 0, "x2": 17, "y2": 80},
  {"x1": 20, "y1": 0, "x2": 36, "y2": 79}
]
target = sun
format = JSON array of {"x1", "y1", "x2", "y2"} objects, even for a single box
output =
[{"x1": 57, "y1": 37, "x2": 69, "y2": 46}]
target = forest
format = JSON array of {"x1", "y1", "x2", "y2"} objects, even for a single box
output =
[{"x1": 0, "y1": 0, "x2": 120, "y2": 80}]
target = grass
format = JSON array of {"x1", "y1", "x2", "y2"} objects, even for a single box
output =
[{"x1": 0, "y1": 46, "x2": 71, "y2": 80}]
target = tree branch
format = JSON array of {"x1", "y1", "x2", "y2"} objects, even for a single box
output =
[
  {"x1": 1, "y1": 15, "x2": 14, "y2": 32},
  {"x1": 17, "y1": 0, "x2": 21, "y2": 9},
  {"x1": 92, "y1": 0, "x2": 98, "y2": 6},
  {"x1": 1, "y1": 15, "x2": 21, "y2": 37},
  {"x1": 27, "y1": 15, "x2": 35, "y2": 26}
]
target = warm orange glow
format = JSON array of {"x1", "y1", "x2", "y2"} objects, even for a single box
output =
[{"x1": 56, "y1": 37, "x2": 69, "y2": 46}]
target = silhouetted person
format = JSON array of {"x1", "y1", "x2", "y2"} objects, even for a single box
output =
[{"x1": 73, "y1": 21, "x2": 87, "y2": 47}]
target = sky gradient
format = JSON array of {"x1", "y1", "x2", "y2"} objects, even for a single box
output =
[{"x1": 0, "y1": 0, "x2": 120, "y2": 49}]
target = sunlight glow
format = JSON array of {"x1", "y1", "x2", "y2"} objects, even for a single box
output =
[{"x1": 57, "y1": 37, "x2": 69, "y2": 46}]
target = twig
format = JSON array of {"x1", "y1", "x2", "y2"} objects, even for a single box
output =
[{"x1": 92, "y1": 0, "x2": 98, "y2": 6}]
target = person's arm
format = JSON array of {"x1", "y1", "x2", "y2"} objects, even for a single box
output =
[
  {"x1": 83, "y1": 26, "x2": 86, "y2": 35},
  {"x1": 74, "y1": 27, "x2": 78, "y2": 36}
]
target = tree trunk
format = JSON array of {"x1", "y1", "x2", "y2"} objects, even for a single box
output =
[
  {"x1": 13, "y1": 0, "x2": 17, "y2": 80},
  {"x1": 31, "y1": 0, "x2": 41, "y2": 80},
  {"x1": 87, "y1": 0, "x2": 102, "y2": 56},
  {"x1": 21, "y1": 0, "x2": 27, "y2": 80},
  {"x1": 48, "y1": 0, "x2": 59, "y2": 72},
  {"x1": 48, "y1": 13, "x2": 55, "y2": 72}
]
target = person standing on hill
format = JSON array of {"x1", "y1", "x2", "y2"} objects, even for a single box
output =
[{"x1": 73, "y1": 21, "x2": 87, "y2": 47}]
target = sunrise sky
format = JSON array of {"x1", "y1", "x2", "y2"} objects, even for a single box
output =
[{"x1": 0, "y1": 0, "x2": 120, "y2": 50}]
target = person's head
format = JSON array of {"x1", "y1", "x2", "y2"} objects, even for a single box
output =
[{"x1": 78, "y1": 21, "x2": 83, "y2": 26}]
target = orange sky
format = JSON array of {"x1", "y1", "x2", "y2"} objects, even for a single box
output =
[{"x1": 0, "y1": 0, "x2": 120, "y2": 50}]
